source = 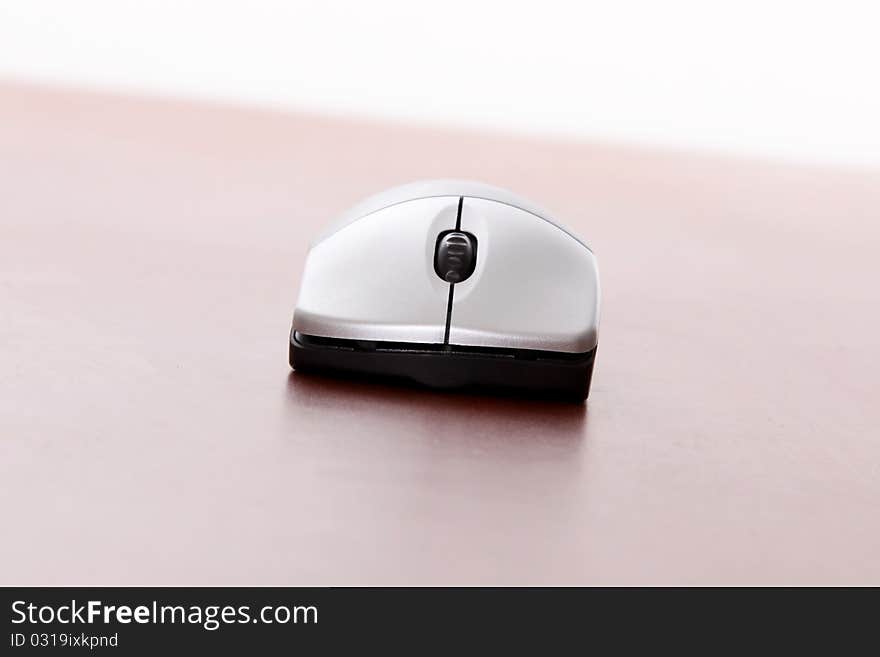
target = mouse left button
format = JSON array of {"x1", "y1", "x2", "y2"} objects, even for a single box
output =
[{"x1": 293, "y1": 196, "x2": 460, "y2": 345}]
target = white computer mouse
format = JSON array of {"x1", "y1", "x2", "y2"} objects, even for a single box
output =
[{"x1": 289, "y1": 180, "x2": 600, "y2": 400}]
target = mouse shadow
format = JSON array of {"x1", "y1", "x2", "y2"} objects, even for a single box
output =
[{"x1": 281, "y1": 369, "x2": 590, "y2": 455}]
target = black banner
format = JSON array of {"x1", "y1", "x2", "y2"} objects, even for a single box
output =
[{"x1": 0, "y1": 587, "x2": 873, "y2": 652}]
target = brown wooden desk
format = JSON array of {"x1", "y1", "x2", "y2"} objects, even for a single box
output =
[{"x1": 1, "y1": 83, "x2": 878, "y2": 585}]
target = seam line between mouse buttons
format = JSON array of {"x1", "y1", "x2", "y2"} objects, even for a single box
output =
[{"x1": 442, "y1": 196, "x2": 464, "y2": 347}]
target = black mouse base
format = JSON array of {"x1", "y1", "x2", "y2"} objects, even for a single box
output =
[{"x1": 290, "y1": 332, "x2": 596, "y2": 402}]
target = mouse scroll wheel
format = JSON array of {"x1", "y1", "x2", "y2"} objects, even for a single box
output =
[{"x1": 434, "y1": 231, "x2": 477, "y2": 283}]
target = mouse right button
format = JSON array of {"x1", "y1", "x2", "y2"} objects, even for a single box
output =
[{"x1": 449, "y1": 198, "x2": 599, "y2": 354}]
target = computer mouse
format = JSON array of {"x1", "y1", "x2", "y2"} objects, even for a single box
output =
[{"x1": 289, "y1": 180, "x2": 600, "y2": 400}]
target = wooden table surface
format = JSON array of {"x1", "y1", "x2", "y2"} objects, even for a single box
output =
[{"x1": 2, "y1": 83, "x2": 879, "y2": 585}]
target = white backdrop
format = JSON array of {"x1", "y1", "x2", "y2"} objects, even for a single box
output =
[{"x1": 1, "y1": 0, "x2": 878, "y2": 166}]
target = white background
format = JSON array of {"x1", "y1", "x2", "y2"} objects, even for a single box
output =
[{"x1": 1, "y1": 0, "x2": 878, "y2": 166}]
